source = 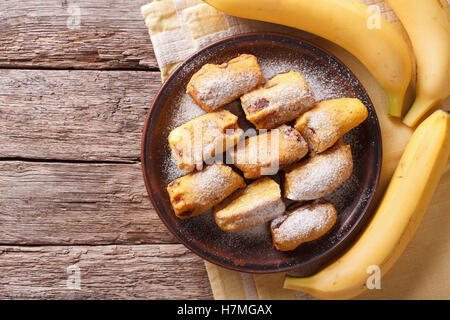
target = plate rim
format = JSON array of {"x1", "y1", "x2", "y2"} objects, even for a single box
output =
[{"x1": 141, "y1": 32, "x2": 383, "y2": 274}]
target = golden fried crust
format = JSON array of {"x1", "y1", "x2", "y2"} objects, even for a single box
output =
[
  {"x1": 167, "y1": 163, "x2": 245, "y2": 219},
  {"x1": 294, "y1": 98, "x2": 368, "y2": 153},
  {"x1": 231, "y1": 125, "x2": 308, "y2": 179},
  {"x1": 168, "y1": 110, "x2": 243, "y2": 171},
  {"x1": 214, "y1": 177, "x2": 285, "y2": 232},
  {"x1": 284, "y1": 139, "x2": 353, "y2": 201},
  {"x1": 271, "y1": 200, "x2": 337, "y2": 251},
  {"x1": 241, "y1": 71, "x2": 315, "y2": 129},
  {"x1": 186, "y1": 54, "x2": 263, "y2": 112}
]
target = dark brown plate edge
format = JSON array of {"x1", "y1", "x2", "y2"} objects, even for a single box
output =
[{"x1": 140, "y1": 32, "x2": 383, "y2": 275}]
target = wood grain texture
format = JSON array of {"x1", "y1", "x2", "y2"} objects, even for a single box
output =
[
  {"x1": 0, "y1": 69, "x2": 160, "y2": 161},
  {"x1": 0, "y1": 0, "x2": 157, "y2": 69},
  {"x1": 0, "y1": 245, "x2": 213, "y2": 299},
  {"x1": 0, "y1": 161, "x2": 176, "y2": 245}
]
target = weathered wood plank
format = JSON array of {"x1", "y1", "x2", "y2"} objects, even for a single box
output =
[
  {"x1": 0, "y1": 0, "x2": 157, "y2": 69},
  {"x1": 0, "y1": 244, "x2": 213, "y2": 299},
  {"x1": 0, "y1": 69, "x2": 160, "y2": 161},
  {"x1": 0, "y1": 161, "x2": 176, "y2": 245}
]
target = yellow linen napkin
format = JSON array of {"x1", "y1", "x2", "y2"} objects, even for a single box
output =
[{"x1": 141, "y1": 0, "x2": 449, "y2": 300}]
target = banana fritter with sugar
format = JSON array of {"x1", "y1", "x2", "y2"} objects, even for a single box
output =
[
  {"x1": 168, "y1": 110, "x2": 243, "y2": 171},
  {"x1": 284, "y1": 139, "x2": 353, "y2": 201},
  {"x1": 214, "y1": 177, "x2": 285, "y2": 232},
  {"x1": 294, "y1": 98, "x2": 368, "y2": 153},
  {"x1": 187, "y1": 54, "x2": 263, "y2": 112},
  {"x1": 231, "y1": 125, "x2": 308, "y2": 179},
  {"x1": 241, "y1": 71, "x2": 315, "y2": 129},
  {"x1": 271, "y1": 200, "x2": 337, "y2": 251},
  {"x1": 167, "y1": 163, "x2": 245, "y2": 219}
]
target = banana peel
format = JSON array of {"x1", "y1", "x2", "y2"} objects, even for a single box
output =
[{"x1": 385, "y1": 0, "x2": 450, "y2": 127}]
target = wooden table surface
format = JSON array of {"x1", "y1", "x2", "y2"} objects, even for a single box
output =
[{"x1": 0, "y1": 0, "x2": 213, "y2": 299}]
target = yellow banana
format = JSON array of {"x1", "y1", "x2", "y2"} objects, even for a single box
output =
[
  {"x1": 284, "y1": 109, "x2": 450, "y2": 300},
  {"x1": 386, "y1": 0, "x2": 450, "y2": 127},
  {"x1": 204, "y1": 0, "x2": 412, "y2": 116}
]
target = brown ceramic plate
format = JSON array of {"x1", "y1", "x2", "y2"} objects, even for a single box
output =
[{"x1": 141, "y1": 33, "x2": 382, "y2": 275}]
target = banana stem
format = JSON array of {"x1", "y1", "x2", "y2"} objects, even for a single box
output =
[
  {"x1": 403, "y1": 96, "x2": 438, "y2": 127},
  {"x1": 386, "y1": 89, "x2": 404, "y2": 118}
]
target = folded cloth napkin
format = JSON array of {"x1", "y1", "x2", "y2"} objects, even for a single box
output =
[
  {"x1": 141, "y1": 0, "x2": 319, "y2": 79},
  {"x1": 141, "y1": 0, "x2": 450, "y2": 300}
]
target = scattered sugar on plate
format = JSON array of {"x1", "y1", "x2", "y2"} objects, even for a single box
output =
[
  {"x1": 155, "y1": 47, "x2": 375, "y2": 250},
  {"x1": 259, "y1": 52, "x2": 352, "y2": 101},
  {"x1": 167, "y1": 92, "x2": 206, "y2": 131}
]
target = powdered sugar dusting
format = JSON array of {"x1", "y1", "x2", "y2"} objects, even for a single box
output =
[
  {"x1": 168, "y1": 93, "x2": 206, "y2": 131},
  {"x1": 217, "y1": 198, "x2": 285, "y2": 232},
  {"x1": 194, "y1": 70, "x2": 261, "y2": 110},
  {"x1": 260, "y1": 53, "x2": 352, "y2": 101},
  {"x1": 271, "y1": 201, "x2": 337, "y2": 246},
  {"x1": 187, "y1": 54, "x2": 263, "y2": 111},
  {"x1": 161, "y1": 151, "x2": 186, "y2": 184},
  {"x1": 159, "y1": 92, "x2": 207, "y2": 184},
  {"x1": 301, "y1": 109, "x2": 337, "y2": 151},
  {"x1": 191, "y1": 164, "x2": 229, "y2": 206},
  {"x1": 242, "y1": 71, "x2": 315, "y2": 129},
  {"x1": 150, "y1": 39, "x2": 379, "y2": 258},
  {"x1": 306, "y1": 109, "x2": 335, "y2": 134},
  {"x1": 285, "y1": 142, "x2": 353, "y2": 201}
]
